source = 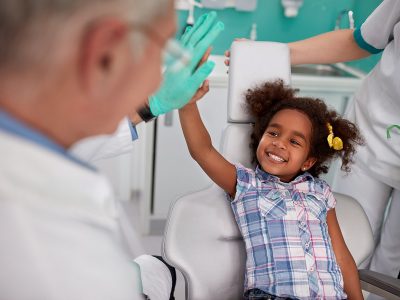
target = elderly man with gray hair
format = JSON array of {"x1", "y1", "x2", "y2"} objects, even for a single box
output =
[{"x1": 0, "y1": 0, "x2": 223, "y2": 299}]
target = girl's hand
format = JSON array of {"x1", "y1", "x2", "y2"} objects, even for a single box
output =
[
  {"x1": 183, "y1": 47, "x2": 212, "y2": 107},
  {"x1": 187, "y1": 80, "x2": 209, "y2": 105}
]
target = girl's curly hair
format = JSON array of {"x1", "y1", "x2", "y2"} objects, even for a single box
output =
[{"x1": 245, "y1": 79, "x2": 364, "y2": 178}]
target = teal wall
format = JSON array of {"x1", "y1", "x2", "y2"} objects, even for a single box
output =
[{"x1": 177, "y1": 0, "x2": 382, "y2": 73}]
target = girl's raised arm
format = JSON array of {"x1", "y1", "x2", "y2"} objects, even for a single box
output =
[{"x1": 179, "y1": 100, "x2": 237, "y2": 198}]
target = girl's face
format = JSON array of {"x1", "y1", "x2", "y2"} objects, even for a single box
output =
[{"x1": 256, "y1": 109, "x2": 316, "y2": 182}]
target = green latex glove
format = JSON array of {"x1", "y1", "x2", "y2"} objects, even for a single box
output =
[{"x1": 149, "y1": 12, "x2": 224, "y2": 116}]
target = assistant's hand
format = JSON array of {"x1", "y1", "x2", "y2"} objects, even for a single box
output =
[
  {"x1": 149, "y1": 12, "x2": 224, "y2": 117},
  {"x1": 224, "y1": 38, "x2": 248, "y2": 66}
]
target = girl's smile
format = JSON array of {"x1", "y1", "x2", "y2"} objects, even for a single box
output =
[{"x1": 264, "y1": 150, "x2": 288, "y2": 163}]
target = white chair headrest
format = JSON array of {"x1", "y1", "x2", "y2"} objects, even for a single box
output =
[
  {"x1": 220, "y1": 124, "x2": 254, "y2": 169},
  {"x1": 227, "y1": 41, "x2": 291, "y2": 123}
]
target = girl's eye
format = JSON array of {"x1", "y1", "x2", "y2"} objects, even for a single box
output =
[
  {"x1": 267, "y1": 131, "x2": 278, "y2": 137},
  {"x1": 290, "y1": 139, "x2": 301, "y2": 146}
]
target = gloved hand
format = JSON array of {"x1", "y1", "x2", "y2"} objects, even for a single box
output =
[{"x1": 149, "y1": 11, "x2": 224, "y2": 117}]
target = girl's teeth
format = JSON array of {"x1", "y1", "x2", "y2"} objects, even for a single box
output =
[{"x1": 269, "y1": 153, "x2": 285, "y2": 162}]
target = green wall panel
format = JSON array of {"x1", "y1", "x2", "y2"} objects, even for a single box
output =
[{"x1": 177, "y1": 0, "x2": 383, "y2": 72}]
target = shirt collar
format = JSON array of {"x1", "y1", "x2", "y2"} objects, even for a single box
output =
[
  {"x1": 0, "y1": 110, "x2": 95, "y2": 170},
  {"x1": 255, "y1": 165, "x2": 314, "y2": 186}
]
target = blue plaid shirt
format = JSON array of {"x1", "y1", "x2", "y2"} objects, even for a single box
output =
[{"x1": 229, "y1": 164, "x2": 346, "y2": 299}]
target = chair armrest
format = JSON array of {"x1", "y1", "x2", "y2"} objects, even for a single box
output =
[{"x1": 359, "y1": 269, "x2": 400, "y2": 300}]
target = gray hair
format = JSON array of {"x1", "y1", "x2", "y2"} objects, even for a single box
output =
[{"x1": 0, "y1": 0, "x2": 169, "y2": 71}]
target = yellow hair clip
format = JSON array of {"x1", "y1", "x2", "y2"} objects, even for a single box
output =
[{"x1": 327, "y1": 123, "x2": 343, "y2": 151}]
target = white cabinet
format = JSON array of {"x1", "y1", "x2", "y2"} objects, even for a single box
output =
[{"x1": 298, "y1": 91, "x2": 351, "y2": 117}]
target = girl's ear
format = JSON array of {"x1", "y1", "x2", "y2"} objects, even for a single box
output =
[{"x1": 302, "y1": 157, "x2": 317, "y2": 171}]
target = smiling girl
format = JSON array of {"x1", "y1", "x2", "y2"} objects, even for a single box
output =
[{"x1": 179, "y1": 79, "x2": 364, "y2": 299}]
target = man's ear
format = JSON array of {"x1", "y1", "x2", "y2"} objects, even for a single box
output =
[
  {"x1": 302, "y1": 156, "x2": 317, "y2": 171},
  {"x1": 78, "y1": 19, "x2": 129, "y2": 99}
]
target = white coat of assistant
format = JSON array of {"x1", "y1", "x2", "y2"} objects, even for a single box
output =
[{"x1": 333, "y1": 0, "x2": 400, "y2": 285}]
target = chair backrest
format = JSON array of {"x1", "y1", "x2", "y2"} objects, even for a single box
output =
[{"x1": 162, "y1": 41, "x2": 374, "y2": 299}]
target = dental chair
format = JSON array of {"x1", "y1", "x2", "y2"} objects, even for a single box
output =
[{"x1": 162, "y1": 41, "x2": 400, "y2": 300}]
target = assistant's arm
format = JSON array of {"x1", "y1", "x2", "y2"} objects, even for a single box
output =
[{"x1": 288, "y1": 29, "x2": 370, "y2": 65}]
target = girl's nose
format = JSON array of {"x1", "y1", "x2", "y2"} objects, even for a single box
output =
[{"x1": 272, "y1": 140, "x2": 286, "y2": 149}]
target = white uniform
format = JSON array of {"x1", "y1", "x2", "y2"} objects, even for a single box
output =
[
  {"x1": 0, "y1": 114, "x2": 172, "y2": 300},
  {"x1": 333, "y1": 0, "x2": 400, "y2": 288},
  {"x1": 0, "y1": 131, "x2": 144, "y2": 300},
  {"x1": 70, "y1": 120, "x2": 174, "y2": 300},
  {"x1": 70, "y1": 119, "x2": 136, "y2": 162}
]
